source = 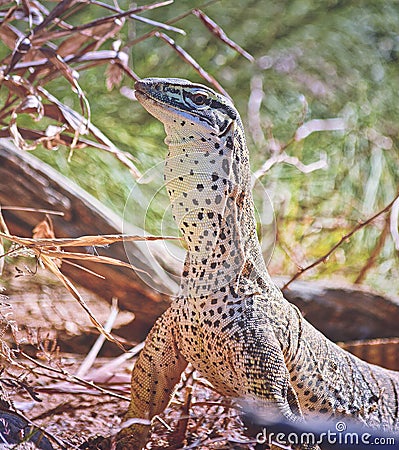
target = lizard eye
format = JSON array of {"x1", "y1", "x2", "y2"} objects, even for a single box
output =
[{"x1": 192, "y1": 92, "x2": 208, "y2": 105}]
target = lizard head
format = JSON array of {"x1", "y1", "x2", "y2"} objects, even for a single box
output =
[
  {"x1": 134, "y1": 78, "x2": 238, "y2": 136},
  {"x1": 134, "y1": 77, "x2": 268, "y2": 290}
]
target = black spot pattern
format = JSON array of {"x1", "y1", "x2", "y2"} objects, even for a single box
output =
[{"x1": 125, "y1": 78, "x2": 399, "y2": 449}]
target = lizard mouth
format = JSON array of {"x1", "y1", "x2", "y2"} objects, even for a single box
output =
[
  {"x1": 134, "y1": 80, "x2": 165, "y2": 107},
  {"x1": 134, "y1": 80, "x2": 153, "y2": 102},
  {"x1": 134, "y1": 84, "x2": 150, "y2": 100},
  {"x1": 134, "y1": 89, "x2": 148, "y2": 101},
  {"x1": 134, "y1": 87, "x2": 164, "y2": 112},
  {"x1": 134, "y1": 79, "x2": 147, "y2": 92},
  {"x1": 133, "y1": 79, "x2": 218, "y2": 132},
  {"x1": 134, "y1": 79, "x2": 162, "y2": 101}
]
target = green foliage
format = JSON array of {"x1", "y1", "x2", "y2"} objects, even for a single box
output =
[{"x1": 22, "y1": 0, "x2": 399, "y2": 294}]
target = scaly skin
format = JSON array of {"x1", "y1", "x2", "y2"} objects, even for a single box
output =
[{"x1": 115, "y1": 78, "x2": 399, "y2": 449}]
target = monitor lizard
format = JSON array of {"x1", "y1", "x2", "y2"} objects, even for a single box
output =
[{"x1": 113, "y1": 78, "x2": 399, "y2": 449}]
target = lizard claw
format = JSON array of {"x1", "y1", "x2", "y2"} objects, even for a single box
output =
[
  {"x1": 80, "y1": 415, "x2": 151, "y2": 449},
  {"x1": 79, "y1": 435, "x2": 115, "y2": 449},
  {"x1": 80, "y1": 434, "x2": 144, "y2": 450}
]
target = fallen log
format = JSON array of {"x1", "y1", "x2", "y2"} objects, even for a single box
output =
[
  {"x1": 0, "y1": 139, "x2": 179, "y2": 340},
  {"x1": 339, "y1": 338, "x2": 399, "y2": 371},
  {"x1": 1, "y1": 139, "x2": 399, "y2": 347},
  {"x1": 278, "y1": 278, "x2": 399, "y2": 342}
]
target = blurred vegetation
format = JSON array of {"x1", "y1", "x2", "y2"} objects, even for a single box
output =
[{"x1": 2, "y1": 0, "x2": 399, "y2": 295}]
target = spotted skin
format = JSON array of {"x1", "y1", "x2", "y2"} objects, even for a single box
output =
[{"x1": 115, "y1": 78, "x2": 399, "y2": 449}]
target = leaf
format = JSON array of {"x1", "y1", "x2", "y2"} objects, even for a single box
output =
[
  {"x1": 105, "y1": 47, "x2": 128, "y2": 91},
  {"x1": 32, "y1": 218, "x2": 55, "y2": 240},
  {"x1": 40, "y1": 91, "x2": 88, "y2": 135},
  {"x1": 55, "y1": 32, "x2": 91, "y2": 59},
  {"x1": 106, "y1": 62, "x2": 123, "y2": 90},
  {"x1": 56, "y1": 17, "x2": 125, "y2": 57},
  {"x1": 39, "y1": 47, "x2": 91, "y2": 135},
  {"x1": 16, "y1": 94, "x2": 44, "y2": 119},
  {"x1": 192, "y1": 9, "x2": 254, "y2": 63},
  {"x1": 1, "y1": 74, "x2": 38, "y2": 99},
  {"x1": 32, "y1": 216, "x2": 61, "y2": 267},
  {"x1": 0, "y1": 23, "x2": 23, "y2": 50},
  {"x1": 104, "y1": 41, "x2": 127, "y2": 90}
]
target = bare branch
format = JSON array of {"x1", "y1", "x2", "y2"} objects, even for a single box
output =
[
  {"x1": 155, "y1": 31, "x2": 229, "y2": 97},
  {"x1": 252, "y1": 150, "x2": 327, "y2": 182},
  {"x1": 89, "y1": 0, "x2": 185, "y2": 35},
  {"x1": 75, "y1": 298, "x2": 119, "y2": 378},
  {"x1": 390, "y1": 195, "x2": 399, "y2": 250},
  {"x1": 283, "y1": 192, "x2": 399, "y2": 289},
  {"x1": 355, "y1": 217, "x2": 390, "y2": 284},
  {"x1": 192, "y1": 9, "x2": 254, "y2": 62},
  {"x1": 247, "y1": 75, "x2": 266, "y2": 146},
  {"x1": 20, "y1": 351, "x2": 131, "y2": 401},
  {"x1": 0, "y1": 231, "x2": 181, "y2": 248},
  {"x1": 1, "y1": 206, "x2": 65, "y2": 216},
  {"x1": 294, "y1": 118, "x2": 346, "y2": 141}
]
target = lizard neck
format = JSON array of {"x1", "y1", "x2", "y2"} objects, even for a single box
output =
[{"x1": 163, "y1": 121, "x2": 270, "y2": 298}]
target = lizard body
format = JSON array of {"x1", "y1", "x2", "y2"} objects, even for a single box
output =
[{"x1": 116, "y1": 78, "x2": 399, "y2": 449}]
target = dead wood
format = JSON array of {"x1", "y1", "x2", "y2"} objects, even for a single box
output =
[
  {"x1": 0, "y1": 139, "x2": 179, "y2": 340},
  {"x1": 280, "y1": 278, "x2": 399, "y2": 342},
  {"x1": 1, "y1": 140, "x2": 399, "y2": 345},
  {"x1": 339, "y1": 338, "x2": 399, "y2": 371}
]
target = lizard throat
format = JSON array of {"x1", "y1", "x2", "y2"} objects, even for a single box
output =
[{"x1": 163, "y1": 126, "x2": 267, "y2": 295}]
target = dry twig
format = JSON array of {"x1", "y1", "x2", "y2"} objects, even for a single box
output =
[
  {"x1": 355, "y1": 217, "x2": 390, "y2": 284},
  {"x1": 283, "y1": 192, "x2": 399, "y2": 289},
  {"x1": 155, "y1": 31, "x2": 229, "y2": 97},
  {"x1": 192, "y1": 9, "x2": 254, "y2": 62},
  {"x1": 253, "y1": 150, "x2": 327, "y2": 182},
  {"x1": 20, "y1": 351, "x2": 130, "y2": 401},
  {"x1": 390, "y1": 195, "x2": 399, "y2": 251},
  {"x1": 0, "y1": 225, "x2": 180, "y2": 351},
  {"x1": 0, "y1": 0, "x2": 247, "y2": 168},
  {"x1": 75, "y1": 298, "x2": 120, "y2": 378},
  {"x1": 0, "y1": 232, "x2": 180, "y2": 248}
]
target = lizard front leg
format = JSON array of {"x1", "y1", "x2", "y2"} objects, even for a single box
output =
[
  {"x1": 234, "y1": 328, "x2": 319, "y2": 450},
  {"x1": 115, "y1": 307, "x2": 188, "y2": 450}
]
